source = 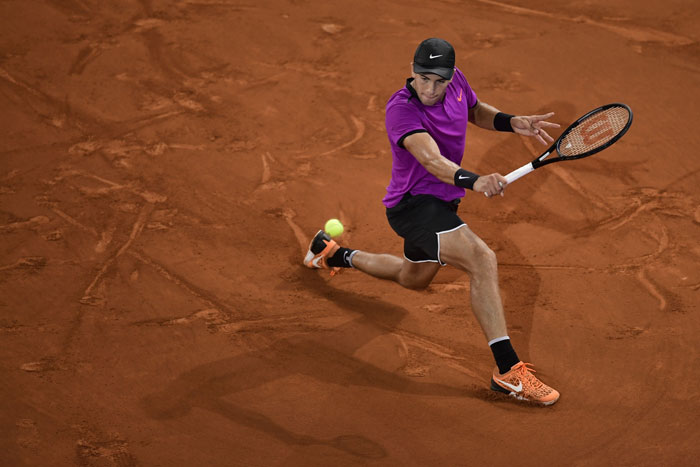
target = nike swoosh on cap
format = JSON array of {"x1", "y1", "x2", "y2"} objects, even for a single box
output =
[{"x1": 429, "y1": 54, "x2": 443, "y2": 59}]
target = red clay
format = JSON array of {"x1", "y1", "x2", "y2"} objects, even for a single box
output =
[{"x1": 1, "y1": 1, "x2": 699, "y2": 465}]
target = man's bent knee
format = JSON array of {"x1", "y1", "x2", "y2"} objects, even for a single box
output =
[
  {"x1": 440, "y1": 228, "x2": 498, "y2": 276},
  {"x1": 474, "y1": 243, "x2": 497, "y2": 270}
]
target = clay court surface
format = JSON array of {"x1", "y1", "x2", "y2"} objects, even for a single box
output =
[{"x1": 1, "y1": 0, "x2": 699, "y2": 465}]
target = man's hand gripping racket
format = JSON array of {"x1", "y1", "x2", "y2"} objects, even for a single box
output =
[{"x1": 505, "y1": 103, "x2": 633, "y2": 185}]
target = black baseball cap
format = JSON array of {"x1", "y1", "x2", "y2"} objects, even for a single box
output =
[{"x1": 413, "y1": 38, "x2": 455, "y2": 80}]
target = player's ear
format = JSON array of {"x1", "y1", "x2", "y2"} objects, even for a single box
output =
[{"x1": 410, "y1": 62, "x2": 418, "y2": 79}]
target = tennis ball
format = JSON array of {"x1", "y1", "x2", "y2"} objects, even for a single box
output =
[{"x1": 324, "y1": 218, "x2": 344, "y2": 237}]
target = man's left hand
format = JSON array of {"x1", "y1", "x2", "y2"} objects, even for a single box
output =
[{"x1": 511, "y1": 112, "x2": 560, "y2": 145}]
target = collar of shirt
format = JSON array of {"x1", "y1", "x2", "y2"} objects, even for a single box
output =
[{"x1": 405, "y1": 78, "x2": 418, "y2": 101}]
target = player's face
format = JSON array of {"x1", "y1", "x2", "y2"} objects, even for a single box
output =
[{"x1": 411, "y1": 71, "x2": 452, "y2": 106}]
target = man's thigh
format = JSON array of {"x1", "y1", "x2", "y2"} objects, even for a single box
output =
[{"x1": 438, "y1": 224, "x2": 494, "y2": 273}]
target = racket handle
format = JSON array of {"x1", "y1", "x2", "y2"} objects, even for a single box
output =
[{"x1": 505, "y1": 163, "x2": 534, "y2": 184}]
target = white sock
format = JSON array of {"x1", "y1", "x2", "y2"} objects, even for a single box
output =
[{"x1": 347, "y1": 250, "x2": 359, "y2": 268}]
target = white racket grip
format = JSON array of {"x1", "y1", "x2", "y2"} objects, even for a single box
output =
[{"x1": 505, "y1": 163, "x2": 535, "y2": 184}]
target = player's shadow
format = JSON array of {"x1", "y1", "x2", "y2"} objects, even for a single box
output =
[
  {"x1": 470, "y1": 101, "x2": 637, "y2": 354},
  {"x1": 467, "y1": 101, "x2": 572, "y2": 355},
  {"x1": 141, "y1": 271, "x2": 485, "y2": 459}
]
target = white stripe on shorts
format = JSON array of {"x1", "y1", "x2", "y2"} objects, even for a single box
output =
[
  {"x1": 436, "y1": 223, "x2": 467, "y2": 265},
  {"x1": 403, "y1": 255, "x2": 439, "y2": 264}
]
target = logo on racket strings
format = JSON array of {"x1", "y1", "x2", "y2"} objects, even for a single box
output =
[{"x1": 579, "y1": 114, "x2": 615, "y2": 146}]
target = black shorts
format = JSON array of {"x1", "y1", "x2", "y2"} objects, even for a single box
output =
[{"x1": 385, "y1": 193, "x2": 466, "y2": 265}]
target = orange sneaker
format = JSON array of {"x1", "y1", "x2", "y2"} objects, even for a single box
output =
[
  {"x1": 303, "y1": 230, "x2": 341, "y2": 276},
  {"x1": 491, "y1": 362, "x2": 560, "y2": 406}
]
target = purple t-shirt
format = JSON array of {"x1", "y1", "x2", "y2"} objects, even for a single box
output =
[{"x1": 383, "y1": 67, "x2": 478, "y2": 208}]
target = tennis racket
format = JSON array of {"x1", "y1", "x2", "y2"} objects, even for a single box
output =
[{"x1": 505, "y1": 103, "x2": 633, "y2": 184}]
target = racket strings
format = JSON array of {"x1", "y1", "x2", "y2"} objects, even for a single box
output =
[{"x1": 558, "y1": 106, "x2": 631, "y2": 157}]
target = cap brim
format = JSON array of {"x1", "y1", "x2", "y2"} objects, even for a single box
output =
[{"x1": 413, "y1": 64, "x2": 454, "y2": 80}]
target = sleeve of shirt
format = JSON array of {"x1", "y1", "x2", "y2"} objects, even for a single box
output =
[
  {"x1": 462, "y1": 73, "x2": 478, "y2": 109},
  {"x1": 385, "y1": 100, "x2": 427, "y2": 148}
]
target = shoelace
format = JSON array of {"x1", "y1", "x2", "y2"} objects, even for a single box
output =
[{"x1": 516, "y1": 362, "x2": 545, "y2": 390}]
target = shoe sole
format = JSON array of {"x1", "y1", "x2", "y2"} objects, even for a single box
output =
[
  {"x1": 303, "y1": 249, "x2": 317, "y2": 267},
  {"x1": 303, "y1": 230, "x2": 340, "y2": 271},
  {"x1": 303, "y1": 230, "x2": 325, "y2": 268}
]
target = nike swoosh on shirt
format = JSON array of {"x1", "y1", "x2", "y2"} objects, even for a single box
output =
[
  {"x1": 429, "y1": 54, "x2": 443, "y2": 59},
  {"x1": 495, "y1": 378, "x2": 523, "y2": 393},
  {"x1": 457, "y1": 89, "x2": 463, "y2": 102}
]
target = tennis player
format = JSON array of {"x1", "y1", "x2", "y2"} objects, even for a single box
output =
[{"x1": 305, "y1": 38, "x2": 560, "y2": 405}]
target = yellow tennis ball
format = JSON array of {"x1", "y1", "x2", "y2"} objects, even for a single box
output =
[{"x1": 324, "y1": 218, "x2": 344, "y2": 237}]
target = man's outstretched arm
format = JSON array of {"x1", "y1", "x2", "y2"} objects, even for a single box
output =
[{"x1": 468, "y1": 101, "x2": 560, "y2": 145}]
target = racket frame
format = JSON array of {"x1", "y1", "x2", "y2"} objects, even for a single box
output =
[{"x1": 504, "y1": 103, "x2": 633, "y2": 184}]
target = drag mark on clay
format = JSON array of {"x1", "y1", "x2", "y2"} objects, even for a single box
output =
[
  {"x1": 49, "y1": 169, "x2": 168, "y2": 203},
  {"x1": 636, "y1": 268, "x2": 666, "y2": 311},
  {"x1": 76, "y1": 435, "x2": 137, "y2": 467},
  {"x1": 20, "y1": 358, "x2": 61, "y2": 373},
  {"x1": 43, "y1": 169, "x2": 167, "y2": 258},
  {"x1": 0, "y1": 257, "x2": 47, "y2": 272},
  {"x1": 127, "y1": 250, "x2": 239, "y2": 320},
  {"x1": 140, "y1": 27, "x2": 203, "y2": 83},
  {"x1": 503, "y1": 228, "x2": 671, "y2": 311},
  {"x1": 50, "y1": 208, "x2": 99, "y2": 238},
  {"x1": 196, "y1": 398, "x2": 386, "y2": 459},
  {"x1": 430, "y1": 281, "x2": 469, "y2": 293},
  {"x1": 0, "y1": 67, "x2": 44, "y2": 98},
  {"x1": 0, "y1": 67, "x2": 92, "y2": 131},
  {"x1": 367, "y1": 95, "x2": 378, "y2": 111},
  {"x1": 81, "y1": 203, "x2": 154, "y2": 305},
  {"x1": 94, "y1": 227, "x2": 116, "y2": 254},
  {"x1": 601, "y1": 190, "x2": 692, "y2": 233},
  {"x1": 281, "y1": 209, "x2": 311, "y2": 254},
  {"x1": 393, "y1": 330, "x2": 482, "y2": 380},
  {"x1": 320, "y1": 116, "x2": 365, "y2": 156},
  {"x1": 111, "y1": 110, "x2": 188, "y2": 136},
  {"x1": 178, "y1": 0, "x2": 258, "y2": 8},
  {"x1": 68, "y1": 137, "x2": 202, "y2": 166},
  {"x1": 131, "y1": 18, "x2": 165, "y2": 33},
  {"x1": 0, "y1": 216, "x2": 50, "y2": 233},
  {"x1": 68, "y1": 43, "x2": 105, "y2": 76},
  {"x1": 601, "y1": 194, "x2": 691, "y2": 312},
  {"x1": 260, "y1": 152, "x2": 272, "y2": 184},
  {"x1": 252, "y1": 153, "x2": 296, "y2": 194},
  {"x1": 45, "y1": 0, "x2": 91, "y2": 17},
  {"x1": 475, "y1": 0, "x2": 694, "y2": 46},
  {"x1": 16, "y1": 418, "x2": 40, "y2": 450},
  {"x1": 502, "y1": 220, "x2": 677, "y2": 311},
  {"x1": 137, "y1": 308, "x2": 330, "y2": 336},
  {"x1": 394, "y1": 332, "x2": 429, "y2": 377}
]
